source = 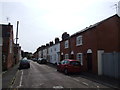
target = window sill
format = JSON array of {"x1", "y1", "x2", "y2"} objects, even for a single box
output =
[
  {"x1": 65, "y1": 47, "x2": 69, "y2": 49},
  {"x1": 76, "y1": 44, "x2": 82, "y2": 46}
]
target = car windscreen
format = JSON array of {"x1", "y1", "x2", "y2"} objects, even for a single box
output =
[
  {"x1": 21, "y1": 60, "x2": 29, "y2": 63},
  {"x1": 70, "y1": 61, "x2": 80, "y2": 66}
]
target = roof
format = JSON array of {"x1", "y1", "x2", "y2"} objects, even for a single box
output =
[{"x1": 71, "y1": 14, "x2": 119, "y2": 37}]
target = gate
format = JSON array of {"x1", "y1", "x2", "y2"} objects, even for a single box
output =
[{"x1": 102, "y1": 52, "x2": 120, "y2": 79}]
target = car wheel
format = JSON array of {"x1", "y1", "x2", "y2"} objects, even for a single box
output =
[
  {"x1": 28, "y1": 65, "x2": 30, "y2": 68},
  {"x1": 64, "y1": 69, "x2": 68, "y2": 75},
  {"x1": 18, "y1": 67, "x2": 21, "y2": 70},
  {"x1": 57, "y1": 68, "x2": 59, "y2": 71}
]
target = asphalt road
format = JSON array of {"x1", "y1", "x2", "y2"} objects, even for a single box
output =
[{"x1": 11, "y1": 60, "x2": 110, "y2": 89}]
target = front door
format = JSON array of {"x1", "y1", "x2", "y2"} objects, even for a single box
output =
[
  {"x1": 87, "y1": 53, "x2": 92, "y2": 72},
  {"x1": 71, "y1": 54, "x2": 74, "y2": 59}
]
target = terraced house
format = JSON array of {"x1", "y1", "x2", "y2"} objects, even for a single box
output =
[
  {"x1": 34, "y1": 14, "x2": 120, "y2": 79},
  {"x1": 1, "y1": 23, "x2": 14, "y2": 71},
  {"x1": 1, "y1": 23, "x2": 22, "y2": 71},
  {"x1": 48, "y1": 38, "x2": 60, "y2": 64},
  {"x1": 60, "y1": 14, "x2": 120, "y2": 78}
]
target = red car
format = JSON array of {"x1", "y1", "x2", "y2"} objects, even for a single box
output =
[{"x1": 57, "y1": 59, "x2": 81, "y2": 74}]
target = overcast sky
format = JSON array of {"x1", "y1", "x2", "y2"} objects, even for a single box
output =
[{"x1": 0, "y1": 0, "x2": 119, "y2": 53}]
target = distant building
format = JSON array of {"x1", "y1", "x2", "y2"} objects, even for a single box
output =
[
  {"x1": 38, "y1": 45, "x2": 46, "y2": 59},
  {"x1": 43, "y1": 48, "x2": 47, "y2": 59},
  {"x1": 33, "y1": 51, "x2": 38, "y2": 59}
]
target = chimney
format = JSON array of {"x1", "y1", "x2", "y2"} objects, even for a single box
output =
[
  {"x1": 62, "y1": 32, "x2": 70, "y2": 40},
  {"x1": 41, "y1": 45, "x2": 46, "y2": 48},
  {"x1": 46, "y1": 43, "x2": 49, "y2": 47},
  {"x1": 55, "y1": 38, "x2": 59, "y2": 44},
  {"x1": 8, "y1": 23, "x2": 11, "y2": 25},
  {"x1": 49, "y1": 41, "x2": 54, "y2": 46}
]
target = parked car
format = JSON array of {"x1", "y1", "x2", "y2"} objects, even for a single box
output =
[
  {"x1": 32, "y1": 58, "x2": 38, "y2": 62},
  {"x1": 57, "y1": 59, "x2": 81, "y2": 74},
  {"x1": 19, "y1": 58, "x2": 30, "y2": 69},
  {"x1": 37, "y1": 58, "x2": 47, "y2": 64}
]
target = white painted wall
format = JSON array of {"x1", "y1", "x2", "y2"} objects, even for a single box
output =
[
  {"x1": 48, "y1": 43, "x2": 60, "y2": 64},
  {"x1": 54, "y1": 43, "x2": 60, "y2": 64},
  {"x1": 43, "y1": 49, "x2": 47, "y2": 59},
  {"x1": 48, "y1": 46, "x2": 53, "y2": 63},
  {"x1": 97, "y1": 50, "x2": 104, "y2": 75},
  {"x1": 19, "y1": 48, "x2": 22, "y2": 60}
]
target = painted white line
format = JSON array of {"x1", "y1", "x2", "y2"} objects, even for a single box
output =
[
  {"x1": 19, "y1": 70, "x2": 23, "y2": 87},
  {"x1": 97, "y1": 86, "x2": 100, "y2": 88},
  {"x1": 46, "y1": 66, "x2": 50, "y2": 69},
  {"x1": 39, "y1": 83, "x2": 44, "y2": 86},
  {"x1": 2, "y1": 71, "x2": 7, "y2": 74},
  {"x1": 53, "y1": 85, "x2": 64, "y2": 89},
  {"x1": 73, "y1": 78, "x2": 79, "y2": 82},
  {"x1": 10, "y1": 70, "x2": 19, "y2": 88},
  {"x1": 82, "y1": 82, "x2": 89, "y2": 86},
  {"x1": 32, "y1": 83, "x2": 44, "y2": 87}
]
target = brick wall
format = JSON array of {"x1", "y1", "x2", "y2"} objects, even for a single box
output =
[
  {"x1": 2, "y1": 24, "x2": 14, "y2": 71},
  {"x1": 61, "y1": 15, "x2": 120, "y2": 74}
]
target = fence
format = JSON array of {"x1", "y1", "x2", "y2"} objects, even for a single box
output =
[{"x1": 102, "y1": 52, "x2": 120, "y2": 79}]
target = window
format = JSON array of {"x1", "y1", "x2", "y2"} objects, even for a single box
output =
[
  {"x1": 76, "y1": 53, "x2": 83, "y2": 65},
  {"x1": 64, "y1": 60, "x2": 69, "y2": 64},
  {"x1": 3, "y1": 55, "x2": 6, "y2": 63},
  {"x1": 0, "y1": 38, "x2": 2, "y2": 46},
  {"x1": 54, "y1": 47, "x2": 56, "y2": 51},
  {"x1": 61, "y1": 60, "x2": 69, "y2": 64},
  {"x1": 9, "y1": 39, "x2": 12, "y2": 53},
  {"x1": 61, "y1": 60, "x2": 65, "y2": 64},
  {"x1": 51, "y1": 48, "x2": 52, "y2": 52},
  {"x1": 76, "y1": 35, "x2": 82, "y2": 46},
  {"x1": 65, "y1": 54, "x2": 69, "y2": 59},
  {"x1": 65, "y1": 40, "x2": 69, "y2": 48},
  {"x1": 70, "y1": 61, "x2": 80, "y2": 66},
  {"x1": 54, "y1": 54, "x2": 56, "y2": 61}
]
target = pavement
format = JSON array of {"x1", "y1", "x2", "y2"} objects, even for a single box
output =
[
  {"x1": 2, "y1": 62, "x2": 120, "y2": 89},
  {"x1": 80, "y1": 72, "x2": 120, "y2": 89},
  {"x1": 2, "y1": 63, "x2": 19, "y2": 88},
  {"x1": 47, "y1": 63, "x2": 120, "y2": 89}
]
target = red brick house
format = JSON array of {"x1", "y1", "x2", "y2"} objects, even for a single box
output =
[
  {"x1": 60, "y1": 32, "x2": 70, "y2": 60},
  {"x1": 60, "y1": 14, "x2": 120, "y2": 74},
  {"x1": 1, "y1": 23, "x2": 15, "y2": 71}
]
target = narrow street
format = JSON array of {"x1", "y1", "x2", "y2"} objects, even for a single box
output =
[{"x1": 11, "y1": 60, "x2": 110, "y2": 89}]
